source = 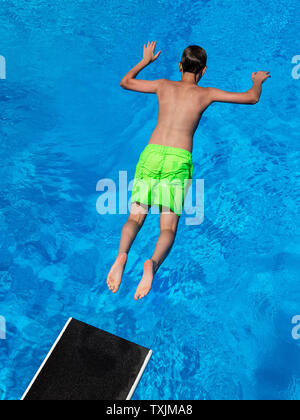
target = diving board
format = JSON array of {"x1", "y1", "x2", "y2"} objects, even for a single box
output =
[{"x1": 21, "y1": 318, "x2": 152, "y2": 400}]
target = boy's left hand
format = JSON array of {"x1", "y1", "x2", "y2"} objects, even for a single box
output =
[{"x1": 142, "y1": 41, "x2": 162, "y2": 64}]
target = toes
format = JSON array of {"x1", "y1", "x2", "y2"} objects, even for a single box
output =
[
  {"x1": 107, "y1": 274, "x2": 119, "y2": 293},
  {"x1": 135, "y1": 291, "x2": 146, "y2": 300},
  {"x1": 107, "y1": 279, "x2": 114, "y2": 292},
  {"x1": 135, "y1": 287, "x2": 150, "y2": 300}
]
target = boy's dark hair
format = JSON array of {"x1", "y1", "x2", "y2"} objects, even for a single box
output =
[{"x1": 181, "y1": 46, "x2": 207, "y2": 75}]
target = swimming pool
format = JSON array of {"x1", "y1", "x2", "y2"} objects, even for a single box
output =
[{"x1": 0, "y1": 0, "x2": 300, "y2": 400}]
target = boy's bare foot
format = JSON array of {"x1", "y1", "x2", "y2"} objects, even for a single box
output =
[
  {"x1": 134, "y1": 259, "x2": 155, "y2": 301},
  {"x1": 107, "y1": 253, "x2": 128, "y2": 293}
]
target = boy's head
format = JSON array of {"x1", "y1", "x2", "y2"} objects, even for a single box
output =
[{"x1": 179, "y1": 46, "x2": 207, "y2": 81}]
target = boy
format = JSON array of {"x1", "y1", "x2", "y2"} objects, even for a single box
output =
[{"x1": 107, "y1": 41, "x2": 270, "y2": 301}]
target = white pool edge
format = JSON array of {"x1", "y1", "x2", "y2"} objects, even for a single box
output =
[{"x1": 126, "y1": 349, "x2": 153, "y2": 400}]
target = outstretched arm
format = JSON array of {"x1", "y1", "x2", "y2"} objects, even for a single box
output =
[
  {"x1": 208, "y1": 71, "x2": 271, "y2": 105},
  {"x1": 120, "y1": 41, "x2": 162, "y2": 94}
]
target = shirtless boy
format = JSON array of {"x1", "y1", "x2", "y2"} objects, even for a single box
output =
[{"x1": 107, "y1": 41, "x2": 270, "y2": 301}]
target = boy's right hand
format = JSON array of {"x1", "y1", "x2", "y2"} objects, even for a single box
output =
[
  {"x1": 142, "y1": 41, "x2": 162, "y2": 65},
  {"x1": 252, "y1": 71, "x2": 271, "y2": 84}
]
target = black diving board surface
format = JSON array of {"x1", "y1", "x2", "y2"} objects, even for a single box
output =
[{"x1": 21, "y1": 318, "x2": 152, "y2": 401}]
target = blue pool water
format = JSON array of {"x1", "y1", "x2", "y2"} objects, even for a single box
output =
[{"x1": 0, "y1": 0, "x2": 300, "y2": 400}]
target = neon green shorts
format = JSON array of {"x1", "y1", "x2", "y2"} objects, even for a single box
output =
[{"x1": 131, "y1": 144, "x2": 193, "y2": 216}]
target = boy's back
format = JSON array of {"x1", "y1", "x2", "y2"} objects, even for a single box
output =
[
  {"x1": 121, "y1": 43, "x2": 269, "y2": 153},
  {"x1": 151, "y1": 79, "x2": 211, "y2": 152}
]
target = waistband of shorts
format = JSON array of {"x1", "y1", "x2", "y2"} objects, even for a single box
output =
[{"x1": 144, "y1": 144, "x2": 193, "y2": 160}]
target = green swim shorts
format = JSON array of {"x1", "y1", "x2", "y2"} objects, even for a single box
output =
[{"x1": 131, "y1": 144, "x2": 193, "y2": 216}]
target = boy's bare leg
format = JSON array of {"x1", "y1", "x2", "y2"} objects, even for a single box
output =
[
  {"x1": 107, "y1": 203, "x2": 149, "y2": 293},
  {"x1": 134, "y1": 208, "x2": 179, "y2": 300}
]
